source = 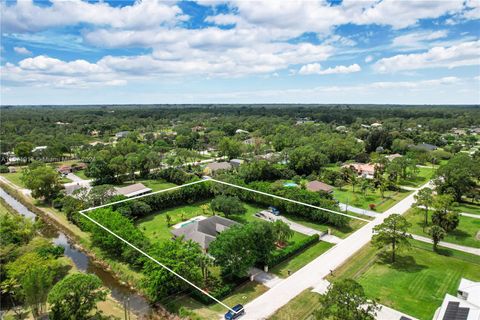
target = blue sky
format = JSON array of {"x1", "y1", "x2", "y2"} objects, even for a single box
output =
[{"x1": 1, "y1": 0, "x2": 479, "y2": 105}]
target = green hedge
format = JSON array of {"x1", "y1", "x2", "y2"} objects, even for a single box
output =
[{"x1": 268, "y1": 234, "x2": 319, "y2": 267}]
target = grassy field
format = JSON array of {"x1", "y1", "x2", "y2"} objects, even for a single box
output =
[
  {"x1": 456, "y1": 201, "x2": 480, "y2": 215},
  {"x1": 75, "y1": 169, "x2": 89, "y2": 180},
  {"x1": 269, "y1": 289, "x2": 320, "y2": 320},
  {"x1": 167, "y1": 281, "x2": 268, "y2": 320},
  {"x1": 137, "y1": 201, "x2": 266, "y2": 244},
  {"x1": 333, "y1": 187, "x2": 412, "y2": 213},
  {"x1": 329, "y1": 241, "x2": 480, "y2": 320},
  {"x1": 270, "y1": 241, "x2": 334, "y2": 278},
  {"x1": 0, "y1": 170, "x2": 26, "y2": 188},
  {"x1": 404, "y1": 208, "x2": 480, "y2": 248},
  {"x1": 283, "y1": 213, "x2": 367, "y2": 238},
  {"x1": 398, "y1": 166, "x2": 435, "y2": 187}
]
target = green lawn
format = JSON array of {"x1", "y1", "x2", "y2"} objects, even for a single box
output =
[
  {"x1": 74, "y1": 169, "x2": 89, "y2": 180},
  {"x1": 283, "y1": 213, "x2": 367, "y2": 238},
  {"x1": 0, "y1": 170, "x2": 26, "y2": 188},
  {"x1": 269, "y1": 289, "x2": 321, "y2": 320},
  {"x1": 404, "y1": 208, "x2": 480, "y2": 248},
  {"x1": 456, "y1": 201, "x2": 480, "y2": 215},
  {"x1": 166, "y1": 281, "x2": 268, "y2": 320},
  {"x1": 137, "y1": 201, "x2": 266, "y2": 244},
  {"x1": 270, "y1": 241, "x2": 334, "y2": 278},
  {"x1": 333, "y1": 187, "x2": 412, "y2": 213},
  {"x1": 398, "y1": 166, "x2": 435, "y2": 187},
  {"x1": 329, "y1": 241, "x2": 480, "y2": 320}
]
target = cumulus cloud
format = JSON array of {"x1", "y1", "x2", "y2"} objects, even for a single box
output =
[
  {"x1": 13, "y1": 46, "x2": 32, "y2": 55},
  {"x1": 374, "y1": 40, "x2": 480, "y2": 72},
  {"x1": 0, "y1": 0, "x2": 185, "y2": 33},
  {"x1": 299, "y1": 63, "x2": 361, "y2": 75}
]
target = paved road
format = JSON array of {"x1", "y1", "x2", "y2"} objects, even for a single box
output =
[
  {"x1": 243, "y1": 182, "x2": 430, "y2": 319},
  {"x1": 460, "y1": 212, "x2": 480, "y2": 219},
  {"x1": 412, "y1": 234, "x2": 480, "y2": 256},
  {"x1": 338, "y1": 202, "x2": 379, "y2": 217}
]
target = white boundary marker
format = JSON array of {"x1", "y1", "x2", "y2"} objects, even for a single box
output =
[{"x1": 78, "y1": 177, "x2": 369, "y2": 314}]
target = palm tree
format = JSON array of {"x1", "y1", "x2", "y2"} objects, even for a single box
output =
[{"x1": 1, "y1": 278, "x2": 22, "y2": 318}]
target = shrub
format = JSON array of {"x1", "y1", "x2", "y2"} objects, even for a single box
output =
[
  {"x1": 268, "y1": 234, "x2": 319, "y2": 267},
  {"x1": 0, "y1": 165, "x2": 9, "y2": 173},
  {"x1": 369, "y1": 203, "x2": 376, "y2": 210}
]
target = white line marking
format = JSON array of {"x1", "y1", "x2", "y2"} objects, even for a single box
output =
[
  {"x1": 208, "y1": 178, "x2": 370, "y2": 222},
  {"x1": 78, "y1": 210, "x2": 237, "y2": 314},
  {"x1": 79, "y1": 176, "x2": 368, "y2": 314},
  {"x1": 79, "y1": 179, "x2": 208, "y2": 213}
]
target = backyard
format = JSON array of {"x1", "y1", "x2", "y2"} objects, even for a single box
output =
[
  {"x1": 333, "y1": 187, "x2": 412, "y2": 213},
  {"x1": 398, "y1": 166, "x2": 435, "y2": 188},
  {"x1": 455, "y1": 201, "x2": 480, "y2": 215},
  {"x1": 404, "y1": 208, "x2": 480, "y2": 248},
  {"x1": 269, "y1": 289, "x2": 320, "y2": 320},
  {"x1": 328, "y1": 241, "x2": 480, "y2": 320}
]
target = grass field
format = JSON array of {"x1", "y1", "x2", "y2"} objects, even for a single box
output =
[
  {"x1": 333, "y1": 187, "x2": 412, "y2": 213},
  {"x1": 75, "y1": 169, "x2": 89, "y2": 180},
  {"x1": 404, "y1": 208, "x2": 480, "y2": 248},
  {"x1": 269, "y1": 289, "x2": 320, "y2": 320},
  {"x1": 456, "y1": 201, "x2": 480, "y2": 215},
  {"x1": 166, "y1": 281, "x2": 268, "y2": 320},
  {"x1": 137, "y1": 201, "x2": 266, "y2": 244},
  {"x1": 329, "y1": 241, "x2": 480, "y2": 320},
  {"x1": 0, "y1": 170, "x2": 26, "y2": 188},
  {"x1": 283, "y1": 212, "x2": 367, "y2": 238},
  {"x1": 398, "y1": 166, "x2": 435, "y2": 187},
  {"x1": 270, "y1": 241, "x2": 334, "y2": 278}
]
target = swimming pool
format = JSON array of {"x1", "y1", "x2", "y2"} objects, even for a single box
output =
[{"x1": 284, "y1": 182, "x2": 298, "y2": 187}]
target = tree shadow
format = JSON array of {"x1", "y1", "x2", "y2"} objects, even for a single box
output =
[
  {"x1": 377, "y1": 252, "x2": 427, "y2": 273},
  {"x1": 449, "y1": 228, "x2": 470, "y2": 241}
]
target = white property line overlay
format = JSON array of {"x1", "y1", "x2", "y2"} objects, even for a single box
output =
[{"x1": 78, "y1": 177, "x2": 369, "y2": 314}]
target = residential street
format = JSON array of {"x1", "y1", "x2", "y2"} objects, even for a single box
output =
[{"x1": 243, "y1": 181, "x2": 431, "y2": 320}]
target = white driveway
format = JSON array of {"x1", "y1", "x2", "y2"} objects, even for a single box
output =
[
  {"x1": 412, "y1": 234, "x2": 480, "y2": 256},
  {"x1": 338, "y1": 202, "x2": 379, "y2": 217},
  {"x1": 243, "y1": 182, "x2": 429, "y2": 320}
]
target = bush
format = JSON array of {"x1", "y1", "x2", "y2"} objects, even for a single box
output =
[
  {"x1": 190, "y1": 281, "x2": 236, "y2": 305},
  {"x1": 268, "y1": 234, "x2": 319, "y2": 266},
  {"x1": 0, "y1": 165, "x2": 9, "y2": 173},
  {"x1": 155, "y1": 167, "x2": 197, "y2": 185}
]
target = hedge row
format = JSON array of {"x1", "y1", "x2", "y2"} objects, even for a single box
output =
[
  {"x1": 152, "y1": 167, "x2": 197, "y2": 185},
  {"x1": 268, "y1": 234, "x2": 319, "y2": 267},
  {"x1": 113, "y1": 179, "x2": 213, "y2": 219}
]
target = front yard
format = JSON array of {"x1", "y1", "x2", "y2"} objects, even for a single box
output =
[
  {"x1": 398, "y1": 166, "x2": 435, "y2": 187},
  {"x1": 404, "y1": 207, "x2": 480, "y2": 248},
  {"x1": 333, "y1": 187, "x2": 412, "y2": 213},
  {"x1": 328, "y1": 241, "x2": 480, "y2": 320}
]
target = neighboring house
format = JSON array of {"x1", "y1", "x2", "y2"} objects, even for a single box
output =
[
  {"x1": 203, "y1": 162, "x2": 232, "y2": 176},
  {"x1": 342, "y1": 163, "x2": 376, "y2": 179},
  {"x1": 411, "y1": 143, "x2": 438, "y2": 151},
  {"x1": 335, "y1": 125, "x2": 347, "y2": 132},
  {"x1": 371, "y1": 122, "x2": 382, "y2": 128},
  {"x1": 191, "y1": 125, "x2": 205, "y2": 132},
  {"x1": 386, "y1": 153, "x2": 403, "y2": 161},
  {"x1": 230, "y1": 159, "x2": 244, "y2": 168},
  {"x1": 90, "y1": 130, "x2": 100, "y2": 136},
  {"x1": 243, "y1": 137, "x2": 263, "y2": 145},
  {"x1": 171, "y1": 216, "x2": 238, "y2": 251},
  {"x1": 306, "y1": 180, "x2": 334, "y2": 194},
  {"x1": 32, "y1": 146, "x2": 47, "y2": 153},
  {"x1": 115, "y1": 183, "x2": 152, "y2": 198},
  {"x1": 115, "y1": 131, "x2": 130, "y2": 139},
  {"x1": 57, "y1": 163, "x2": 87, "y2": 175},
  {"x1": 434, "y1": 278, "x2": 480, "y2": 320}
]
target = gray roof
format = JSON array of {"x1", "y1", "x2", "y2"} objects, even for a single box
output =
[
  {"x1": 115, "y1": 183, "x2": 152, "y2": 197},
  {"x1": 205, "y1": 161, "x2": 232, "y2": 172},
  {"x1": 171, "y1": 216, "x2": 238, "y2": 249}
]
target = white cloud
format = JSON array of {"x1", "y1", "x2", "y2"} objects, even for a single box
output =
[
  {"x1": 13, "y1": 46, "x2": 32, "y2": 55},
  {"x1": 1, "y1": 0, "x2": 185, "y2": 33},
  {"x1": 374, "y1": 40, "x2": 480, "y2": 72},
  {"x1": 392, "y1": 30, "x2": 448, "y2": 48},
  {"x1": 365, "y1": 55, "x2": 373, "y2": 63},
  {"x1": 299, "y1": 63, "x2": 361, "y2": 75}
]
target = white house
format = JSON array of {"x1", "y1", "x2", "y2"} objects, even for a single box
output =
[{"x1": 434, "y1": 278, "x2": 480, "y2": 320}]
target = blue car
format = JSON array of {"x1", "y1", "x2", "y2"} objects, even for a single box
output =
[
  {"x1": 224, "y1": 304, "x2": 245, "y2": 320},
  {"x1": 269, "y1": 206, "x2": 280, "y2": 216}
]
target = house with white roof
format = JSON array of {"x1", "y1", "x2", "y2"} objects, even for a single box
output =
[{"x1": 434, "y1": 278, "x2": 480, "y2": 320}]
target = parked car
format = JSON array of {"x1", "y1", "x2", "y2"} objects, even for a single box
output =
[
  {"x1": 224, "y1": 304, "x2": 245, "y2": 320},
  {"x1": 268, "y1": 206, "x2": 280, "y2": 216}
]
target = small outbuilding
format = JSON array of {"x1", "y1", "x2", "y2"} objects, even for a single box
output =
[
  {"x1": 306, "y1": 180, "x2": 334, "y2": 194},
  {"x1": 203, "y1": 162, "x2": 232, "y2": 176},
  {"x1": 115, "y1": 183, "x2": 152, "y2": 198}
]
